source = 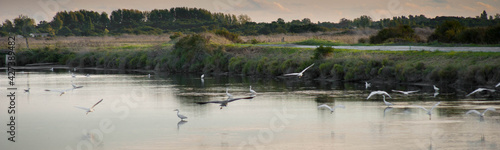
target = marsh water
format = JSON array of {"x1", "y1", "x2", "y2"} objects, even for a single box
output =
[{"x1": 1, "y1": 69, "x2": 500, "y2": 150}]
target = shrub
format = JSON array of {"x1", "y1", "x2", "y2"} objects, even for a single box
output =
[{"x1": 312, "y1": 45, "x2": 334, "y2": 60}]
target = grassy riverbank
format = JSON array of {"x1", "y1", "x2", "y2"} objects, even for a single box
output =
[{"x1": 5, "y1": 34, "x2": 500, "y2": 86}]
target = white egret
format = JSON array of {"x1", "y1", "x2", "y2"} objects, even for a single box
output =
[
  {"x1": 196, "y1": 96, "x2": 255, "y2": 109},
  {"x1": 365, "y1": 82, "x2": 371, "y2": 89},
  {"x1": 283, "y1": 63, "x2": 314, "y2": 78},
  {"x1": 45, "y1": 88, "x2": 73, "y2": 96},
  {"x1": 392, "y1": 90, "x2": 420, "y2": 95},
  {"x1": 433, "y1": 85, "x2": 439, "y2": 92},
  {"x1": 414, "y1": 101, "x2": 441, "y2": 120},
  {"x1": 433, "y1": 92, "x2": 439, "y2": 98},
  {"x1": 50, "y1": 68, "x2": 54, "y2": 71},
  {"x1": 318, "y1": 104, "x2": 345, "y2": 114},
  {"x1": 24, "y1": 88, "x2": 30, "y2": 93},
  {"x1": 148, "y1": 74, "x2": 151, "y2": 78},
  {"x1": 71, "y1": 73, "x2": 76, "y2": 78},
  {"x1": 74, "y1": 99, "x2": 104, "y2": 115},
  {"x1": 201, "y1": 74, "x2": 204, "y2": 79},
  {"x1": 466, "y1": 88, "x2": 496, "y2": 97},
  {"x1": 367, "y1": 91, "x2": 392, "y2": 99},
  {"x1": 466, "y1": 107, "x2": 496, "y2": 118},
  {"x1": 226, "y1": 88, "x2": 233, "y2": 99},
  {"x1": 382, "y1": 95, "x2": 393, "y2": 106},
  {"x1": 496, "y1": 82, "x2": 500, "y2": 88},
  {"x1": 73, "y1": 68, "x2": 77, "y2": 71},
  {"x1": 250, "y1": 86, "x2": 257, "y2": 96},
  {"x1": 173, "y1": 109, "x2": 188, "y2": 120}
]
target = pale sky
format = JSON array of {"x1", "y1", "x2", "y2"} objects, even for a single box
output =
[{"x1": 0, "y1": 0, "x2": 499, "y2": 24}]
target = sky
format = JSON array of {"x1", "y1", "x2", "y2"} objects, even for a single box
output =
[{"x1": 0, "y1": 0, "x2": 499, "y2": 24}]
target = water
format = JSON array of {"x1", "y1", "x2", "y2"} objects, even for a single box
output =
[
  {"x1": 262, "y1": 44, "x2": 500, "y2": 52},
  {"x1": 1, "y1": 70, "x2": 500, "y2": 150}
]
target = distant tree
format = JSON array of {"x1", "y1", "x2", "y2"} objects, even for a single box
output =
[
  {"x1": 238, "y1": 14, "x2": 251, "y2": 24},
  {"x1": 302, "y1": 18, "x2": 312, "y2": 24},
  {"x1": 13, "y1": 15, "x2": 36, "y2": 49},
  {"x1": 57, "y1": 26, "x2": 73, "y2": 36},
  {"x1": 2, "y1": 20, "x2": 14, "y2": 33},
  {"x1": 353, "y1": 15, "x2": 372, "y2": 28},
  {"x1": 428, "y1": 20, "x2": 465, "y2": 43},
  {"x1": 480, "y1": 10, "x2": 488, "y2": 20}
]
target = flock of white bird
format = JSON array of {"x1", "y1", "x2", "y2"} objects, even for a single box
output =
[
  {"x1": 37, "y1": 68, "x2": 104, "y2": 115},
  {"x1": 174, "y1": 64, "x2": 500, "y2": 122}
]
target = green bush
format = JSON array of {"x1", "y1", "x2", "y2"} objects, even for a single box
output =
[{"x1": 313, "y1": 45, "x2": 334, "y2": 60}]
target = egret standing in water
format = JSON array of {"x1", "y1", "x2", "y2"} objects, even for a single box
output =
[
  {"x1": 249, "y1": 86, "x2": 257, "y2": 96},
  {"x1": 148, "y1": 74, "x2": 151, "y2": 78},
  {"x1": 414, "y1": 101, "x2": 441, "y2": 120},
  {"x1": 226, "y1": 88, "x2": 233, "y2": 99},
  {"x1": 466, "y1": 88, "x2": 496, "y2": 97},
  {"x1": 174, "y1": 109, "x2": 187, "y2": 121},
  {"x1": 283, "y1": 63, "x2": 314, "y2": 78},
  {"x1": 74, "y1": 99, "x2": 104, "y2": 115},
  {"x1": 382, "y1": 95, "x2": 393, "y2": 107},
  {"x1": 367, "y1": 91, "x2": 392, "y2": 99},
  {"x1": 318, "y1": 104, "x2": 345, "y2": 114},
  {"x1": 201, "y1": 74, "x2": 204, "y2": 79},
  {"x1": 50, "y1": 68, "x2": 54, "y2": 71},
  {"x1": 71, "y1": 73, "x2": 76, "y2": 78},
  {"x1": 466, "y1": 107, "x2": 496, "y2": 118},
  {"x1": 365, "y1": 82, "x2": 371, "y2": 89}
]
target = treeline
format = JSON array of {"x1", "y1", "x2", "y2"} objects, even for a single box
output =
[{"x1": 1, "y1": 8, "x2": 499, "y2": 38}]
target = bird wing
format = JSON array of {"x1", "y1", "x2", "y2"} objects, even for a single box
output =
[
  {"x1": 299, "y1": 63, "x2": 315, "y2": 73},
  {"x1": 415, "y1": 106, "x2": 429, "y2": 112},
  {"x1": 407, "y1": 90, "x2": 420, "y2": 94},
  {"x1": 227, "y1": 96, "x2": 255, "y2": 102},
  {"x1": 90, "y1": 99, "x2": 104, "y2": 109},
  {"x1": 74, "y1": 106, "x2": 90, "y2": 111},
  {"x1": 496, "y1": 82, "x2": 500, "y2": 88},
  {"x1": 318, "y1": 104, "x2": 333, "y2": 111},
  {"x1": 482, "y1": 107, "x2": 496, "y2": 115},
  {"x1": 283, "y1": 73, "x2": 300, "y2": 76},
  {"x1": 178, "y1": 114, "x2": 187, "y2": 119},
  {"x1": 334, "y1": 105, "x2": 346, "y2": 109},
  {"x1": 391, "y1": 90, "x2": 404, "y2": 94},
  {"x1": 430, "y1": 102, "x2": 441, "y2": 111},
  {"x1": 366, "y1": 92, "x2": 376, "y2": 99},
  {"x1": 466, "y1": 110, "x2": 481, "y2": 116},
  {"x1": 72, "y1": 84, "x2": 83, "y2": 89},
  {"x1": 382, "y1": 91, "x2": 392, "y2": 98},
  {"x1": 196, "y1": 100, "x2": 226, "y2": 104},
  {"x1": 466, "y1": 89, "x2": 482, "y2": 97},
  {"x1": 485, "y1": 88, "x2": 496, "y2": 92}
]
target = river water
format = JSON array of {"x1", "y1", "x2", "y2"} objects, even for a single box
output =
[
  {"x1": 261, "y1": 44, "x2": 500, "y2": 52},
  {"x1": 1, "y1": 70, "x2": 499, "y2": 150}
]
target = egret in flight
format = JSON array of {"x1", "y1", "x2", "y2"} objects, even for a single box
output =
[
  {"x1": 433, "y1": 85, "x2": 439, "y2": 92},
  {"x1": 196, "y1": 97, "x2": 255, "y2": 109},
  {"x1": 74, "y1": 99, "x2": 104, "y2": 115},
  {"x1": 71, "y1": 81, "x2": 84, "y2": 89},
  {"x1": 45, "y1": 88, "x2": 73, "y2": 96},
  {"x1": 367, "y1": 91, "x2": 392, "y2": 99},
  {"x1": 466, "y1": 88, "x2": 496, "y2": 97},
  {"x1": 174, "y1": 109, "x2": 188, "y2": 121},
  {"x1": 283, "y1": 63, "x2": 314, "y2": 78},
  {"x1": 414, "y1": 101, "x2": 441, "y2": 120},
  {"x1": 392, "y1": 90, "x2": 420, "y2": 95},
  {"x1": 318, "y1": 104, "x2": 345, "y2": 114},
  {"x1": 365, "y1": 82, "x2": 371, "y2": 89},
  {"x1": 466, "y1": 107, "x2": 496, "y2": 118},
  {"x1": 382, "y1": 95, "x2": 393, "y2": 107}
]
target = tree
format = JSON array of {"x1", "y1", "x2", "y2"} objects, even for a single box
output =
[
  {"x1": 238, "y1": 14, "x2": 251, "y2": 24},
  {"x1": 353, "y1": 15, "x2": 372, "y2": 28},
  {"x1": 13, "y1": 15, "x2": 36, "y2": 49},
  {"x1": 2, "y1": 20, "x2": 14, "y2": 33},
  {"x1": 480, "y1": 10, "x2": 488, "y2": 20}
]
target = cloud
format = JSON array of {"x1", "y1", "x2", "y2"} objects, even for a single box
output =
[
  {"x1": 461, "y1": 5, "x2": 476, "y2": 11},
  {"x1": 272, "y1": 2, "x2": 290, "y2": 12},
  {"x1": 476, "y1": 2, "x2": 495, "y2": 11}
]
